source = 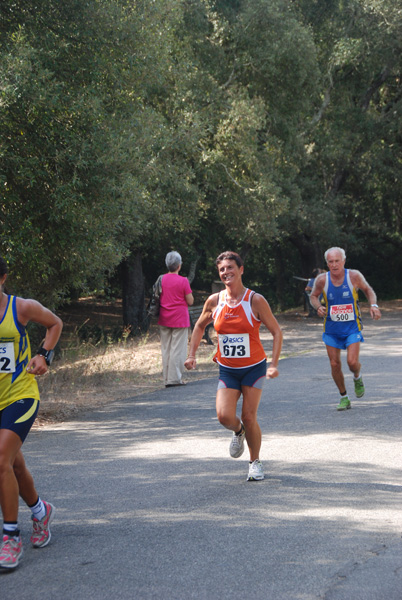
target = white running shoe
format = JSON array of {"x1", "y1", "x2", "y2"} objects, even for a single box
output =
[
  {"x1": 247, "y1": 460, "x2": 264, "y2": 481},
  {"x1": 229, "y1": 424, "x2": 245, "y2": 458}
]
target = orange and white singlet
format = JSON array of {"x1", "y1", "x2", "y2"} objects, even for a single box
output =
[{"x1": 212, "y1": 289, "x2": 266, "y2": 369}]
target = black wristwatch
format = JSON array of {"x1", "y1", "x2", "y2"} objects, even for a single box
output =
[{"x1": 36, "y1": 347, "x2": 55, "y2": 366}]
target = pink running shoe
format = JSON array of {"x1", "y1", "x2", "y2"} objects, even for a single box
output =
[
  {"x1": 0, "y1": 535, "x2": 23, "y2": 569},
  {"x1": 31, "y1": 501, "x2": 55, "y2": 548}
]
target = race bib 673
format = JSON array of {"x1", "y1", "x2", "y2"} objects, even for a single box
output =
[{"x1": 218, "y1": 333, "x2": 250, "y2": 358}]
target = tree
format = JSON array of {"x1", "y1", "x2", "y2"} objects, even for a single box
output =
[
  {"x1": 2, "y1": 0, "x2": 401, "y2": 320},
  {"x1": 0, "y1": 1, "x2": 186, "y2": 309},
  {"x1": 294, "y1": 0, "x2": 402, "y2": 294},
  {"x1": 0, "y1": 1, "x2": 140, "y2": 303}
]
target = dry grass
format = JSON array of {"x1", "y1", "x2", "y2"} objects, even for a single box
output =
[
  {"x1": 35, "y1": 325, "x2": 219, "y2": 426},
  {"x1": 34, "y1": 298, "x2": 402, "y2": 427}
]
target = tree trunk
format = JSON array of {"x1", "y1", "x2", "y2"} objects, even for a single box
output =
[
  {"x1": 290, "y1": 233, "x2": 323, "y2": 276},
  {"x1": 274, "y1": 243, "x2": 287, "y2": 311},
  {"x1": 187, "y1": 255, "x2": 200, "y2": 285},
  {"x1": 121, "y1": 251, "x2": 148, "y2": 334}
]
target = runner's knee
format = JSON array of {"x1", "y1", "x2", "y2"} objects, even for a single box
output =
[
  {"x1": 329, "y1": 358, "x2": 342, "y2": 371},
  {"x1": 241, "y1": 409, "x2": 259, "y2": 429},
  {"x1": 216, "y1": 409, "x2": 236, "y2": 428},
  {"x1": 347, "y1": 357, "x2": 360, "y2": 372},
  {"x1": 0, "y1": 454, "x2": 13, "y2": 480}
]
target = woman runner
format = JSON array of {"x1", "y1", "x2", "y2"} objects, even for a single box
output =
[{"x1": 185, "y1": 251, "x2": 282, "y2": 481}]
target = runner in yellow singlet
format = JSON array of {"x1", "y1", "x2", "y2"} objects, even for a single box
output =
[
  {"x1": 0, "y1": 256, "x2": 63, "y2": 570},
  {"x1": 185, "y1": 251, "x2": 283, "y2": 482}
]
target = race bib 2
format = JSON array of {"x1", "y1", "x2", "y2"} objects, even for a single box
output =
[{"x1": 0, "y1": 342, "x2": 16, "y2": 373}]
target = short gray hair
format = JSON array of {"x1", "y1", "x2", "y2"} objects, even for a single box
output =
[
  {"x1": 324, "y1": 247, "x2": 346, "y2": 263},
  {"x1": 165, "y1": 251, "x2": 182, "y2": 271}
]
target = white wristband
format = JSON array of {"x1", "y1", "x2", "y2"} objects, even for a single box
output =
[{"x1": 371, "y1": 304, "x2": 378, "y2": 308}]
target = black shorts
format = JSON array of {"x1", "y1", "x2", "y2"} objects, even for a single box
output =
[{"x1": 0, "y1": 398, "x2": 39, "y2": 442}]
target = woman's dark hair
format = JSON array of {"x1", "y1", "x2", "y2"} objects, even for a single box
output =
[
  {"x1": 215, "y1": 251, "x2": 244, "y2": 269},
  {"x1": 0, "y1": 256, "x2": 9, "y2": 277}
]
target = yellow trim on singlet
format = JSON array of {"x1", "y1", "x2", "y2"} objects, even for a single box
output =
[{"x1": 0, "y1": 296, "x2": 40, "y2": 410}]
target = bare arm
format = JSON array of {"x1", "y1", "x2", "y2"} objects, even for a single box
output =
[
  {"x1": 185, "y1": 293, "x2": 194, "y2": 306},
  {"x1": 184, "y1": 294, "x2": 218, "y2": 370},
  {"x1": 17, "y1": 298, "x2": 63, "y2": 375},
  {"x1": 350, "y1": 270, "x2": 381, "y2": 320},
  {"x1": 252, "y1": 294, "x2": 283, "y2": 379},
  {"x1": 310, "y1": 274, "x2": 326, "y2": 316}
]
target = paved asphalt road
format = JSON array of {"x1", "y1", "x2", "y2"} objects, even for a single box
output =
[{"x1": 1, "y1": 315, "x2": 401, "y2": 599}]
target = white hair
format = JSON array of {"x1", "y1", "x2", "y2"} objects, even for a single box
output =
[
  {"x1": 324, "y1": 247, "x2": 346, "y2": 263},
  {"x1": 165, "y1": 251, "x2": 182, "y2": 271}
]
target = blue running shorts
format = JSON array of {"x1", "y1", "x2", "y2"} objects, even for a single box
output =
[
  {"x1": 217, "y1": 360, "x2": 267, "y2": 391},
  {"x1": 0, "y1": 398, "x2": 39, "y2": 442},
  {"x1": 322, "y1": 331, "x2": 364, "y2": 350}
]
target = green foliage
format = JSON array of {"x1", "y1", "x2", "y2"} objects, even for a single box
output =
[
  {"x1": 298, "y1": 0, "x2": 402, "y2": 291},
  {"x1": 1, "y1": 0, "x2": 401, "y2": 312}
]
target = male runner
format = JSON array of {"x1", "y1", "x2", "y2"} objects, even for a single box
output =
[{"x1": 309, "y1": 247, "x2": 381, "y2": 410}]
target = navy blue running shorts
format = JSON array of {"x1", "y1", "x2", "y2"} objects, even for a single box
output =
[
  {"x1": 217, "y1": 360, "x2": 267, "y2": 391},
  {"x1": 0, "y1": 398, "x2": 39, "y2": 442}
]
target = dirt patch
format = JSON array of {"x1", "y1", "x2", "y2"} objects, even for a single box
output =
[{"x1": 34, "y1": 298, "x2": 402, "y2": 427}]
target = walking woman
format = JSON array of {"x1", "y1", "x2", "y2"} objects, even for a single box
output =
[
  {"x1": 158, "y1": 251, "x2": 194, "y2": 387},
  {"x1": 0, "y1": 256, "x2": 63, "y2": 569},
  {"x1": 185, "y1": 251, "x2": 282, "y2": 481}
]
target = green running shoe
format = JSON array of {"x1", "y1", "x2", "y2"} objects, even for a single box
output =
[
  {"x1": 337, "y1": 396, "x2": 351, "y2": 411},
  {"x1": 354, "y1": 376, "x2": 365, "y2": 398}
]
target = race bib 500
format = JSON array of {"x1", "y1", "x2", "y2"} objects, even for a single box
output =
[{"x1": 330, "y1": 304, "x2": 355, "y2": 322}]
